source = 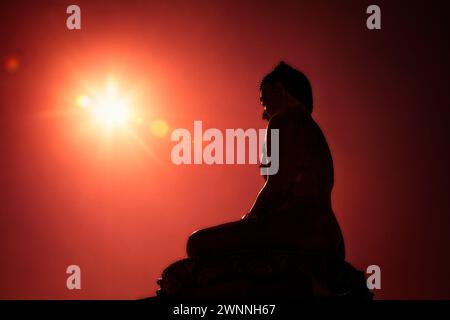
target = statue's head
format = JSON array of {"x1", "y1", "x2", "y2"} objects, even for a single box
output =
[{"x1": 260, "y1": 61, "x2": 313, "y2": 120}]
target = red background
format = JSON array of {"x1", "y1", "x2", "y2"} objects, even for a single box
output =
[{"x1": 1, "y1": 0, "x2": 449, "y2": 299}]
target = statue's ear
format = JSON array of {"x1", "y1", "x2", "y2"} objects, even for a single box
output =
[
  {"x1": 297, "y1": 101, "x2": 310, "y2": 114},
  {"x1": 272, "y1": 81, "x2": 285, "y2": 91}
]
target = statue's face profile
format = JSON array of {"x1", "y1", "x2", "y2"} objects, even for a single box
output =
[{"x1": 260, "y1": 82, "x2": 284, "y2": 118}]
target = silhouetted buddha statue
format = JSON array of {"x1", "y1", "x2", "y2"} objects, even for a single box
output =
[
  {"x1": 157, "y1": 62, "x2": 371, "y2": 300},
  {"x1": 186, "y1": 62, "x2": 344, "y2": 260}
]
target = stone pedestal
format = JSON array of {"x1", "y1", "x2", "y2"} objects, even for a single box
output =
[{"x1": 157, "y1": 250, "x2": 372, "y2": 300}]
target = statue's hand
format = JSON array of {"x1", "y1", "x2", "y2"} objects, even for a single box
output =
[
  {"x1": 241, "y1": 211, "x2": 261, "y2": 220},
  {"x1": 240, "y1": 213, "x2": 250, "y2": 220}
]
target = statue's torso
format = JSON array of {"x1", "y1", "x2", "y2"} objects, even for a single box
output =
[
  {"x1": 262, "y1": 110, "x2": 345, "y2": 259},
  {"x1": 265, "y1": 110, "x2": 334, "y2": 216}
]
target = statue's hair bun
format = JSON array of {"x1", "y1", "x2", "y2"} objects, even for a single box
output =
[{"x1": 275, "y1": 61, "x2": 292, "y2": 72}]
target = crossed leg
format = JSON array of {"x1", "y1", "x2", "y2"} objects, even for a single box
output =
[{"x1": 186, "y1": 215, "x2": 343, "y2": 258}]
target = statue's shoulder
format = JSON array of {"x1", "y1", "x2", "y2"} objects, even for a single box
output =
[
  {"x1": 268, "y1": 111, "x2": 295, "y2": 129},
  {"x1": 268, "y1": 110, "x2": 309, "y2": 131}
]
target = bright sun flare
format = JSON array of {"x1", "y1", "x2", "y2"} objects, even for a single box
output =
[
  {"x1": 75, "y1": 78, "x2": 170, "y2": 141},
  {"x1": 77, "y1": 80, "x2": 132, "y2": 128}
]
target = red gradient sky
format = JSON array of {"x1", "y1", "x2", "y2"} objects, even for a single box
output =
[{"x1": 1, "y1": 0, "x2": 450, "y2": 299}]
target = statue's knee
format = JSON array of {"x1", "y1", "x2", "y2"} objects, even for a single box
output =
[{"x1": 186, "y1": 230, "x2": 204, "y2": 257}]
